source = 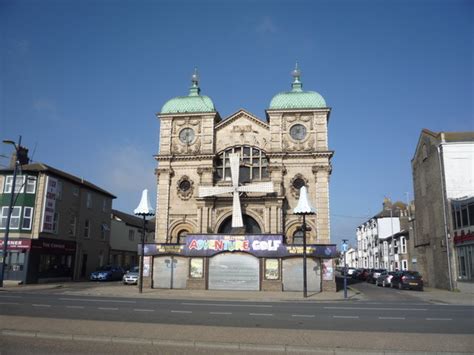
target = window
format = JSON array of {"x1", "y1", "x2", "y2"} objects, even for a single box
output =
[
  {"x1": 86, "y1": 192, "x2": 92, "y2": 209},
  {"x1": 402, "y1": 260, "x2": 408, "y2": 271},
  {"x1": 461, "y1": 207, "x2": 469, "y2": 227},
  {"x1": 293, "y1": 230, "x2": 303, "y2": 245},
  {"x1": 3, "y1": 175, "x2": 26, "y2": 193},
  {"x1": 422, "y1": 144, "x2": 428, "y2": 161},
  {"x1": 177, "y1": 230, "x2": 188, "y2": 244},
  {"x1": 68, "y1": 214, "x2": 77, "y2": 237},
  {"x1": 22, "y1": 207, "x2": 33, "y2": 230},
  {"x1": 84, "y1": 219, "x2": 90, "y2": 238},
  {"x1": 469, "y1": 203, "x2": 474, "y2": 227},
  {"x1": 73, "y1": 186, "x2": 79, "y2": 197},
  {"x1": 214, "y1": 146, "x2": 269, "y2": 182},
  {"x1": 128, "y1": 229, "x2": 135, "y2": 241},
  {"x1": 52, "y1": 212, "x2": 59, "y2": 234},
  {"x1": 26, "y1": 176, "x2": 36, "y2": 193},
  {"x1": 400, "y1": 237, "x2": 407, "y2": 254},
  {"x1": 102, "y1": 199, "x2": 107, "y2": 212},
  {"x1": 101, "y1": 223, "x2": 109, "y2": 240}
]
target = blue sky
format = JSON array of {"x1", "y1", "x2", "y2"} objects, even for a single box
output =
[{"x1": 1, "y1": 0, "x2": 473, "y2": 247}]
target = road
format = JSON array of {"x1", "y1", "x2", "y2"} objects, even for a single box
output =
[{"x1": 0, "y1": 289, "x2": 472, "y2": 334}]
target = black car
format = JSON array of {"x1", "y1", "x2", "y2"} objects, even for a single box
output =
[
  {"x1": 90, "y1": 265, "x2": 125, "y2": 281},
  {"x1": 391, "y1": 271, "x2": 423, "y2": 291}
]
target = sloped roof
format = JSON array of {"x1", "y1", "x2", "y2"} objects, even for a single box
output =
[
  {"x1": 0, "y1": 162, "x2": 116, "y2": 198},
  {"x1": 112, "y1": 209, "x2": 154, "y2": 231}
]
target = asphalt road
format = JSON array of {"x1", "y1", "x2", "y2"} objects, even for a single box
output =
[{"x1": 0, "y1": 290, "x2": 472, "y2": 334}]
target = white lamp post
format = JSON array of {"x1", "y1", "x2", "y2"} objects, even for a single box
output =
[
  {"x1": 134, "y1": 189, "x2": 154, "y2": 293},
  {"x1": 293, "y1": 186, "x2": 316, "y2": 298}
]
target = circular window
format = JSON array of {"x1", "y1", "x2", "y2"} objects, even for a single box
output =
[
  {"x1": 292, "y1": 178, "x2": 306, "y2": 190},
  {"x1": 289, "y1": 124, "x2": 307, "y2": 141},
  {"x1": 179, "y1": 180, "x2": 191, "y2": 192}
]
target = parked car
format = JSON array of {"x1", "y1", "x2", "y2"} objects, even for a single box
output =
[
  {"x1": 90, "y1": 265, "x2": 125, "y2": 281},
  {"x1": 123, "y1": 266, "x2": 139, "y2": 285},
  {"x1": 375, "y1": 271, "x2": 397, "y2": 287},
  {"x1": 367, "y1": 269, "x2": 386, "y2": 284},
  {"x1": 391, "y1": 271, "x2": 424, "y2": 291},
  {"x1": 355, "y1": 268, "x2": 370, "y2": 281}
]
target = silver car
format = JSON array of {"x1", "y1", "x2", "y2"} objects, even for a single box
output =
[{"x1": 122, "y1": 266, "x2": 139, "y2": 285}]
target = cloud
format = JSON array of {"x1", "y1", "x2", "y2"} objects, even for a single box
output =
[{"x1": 256, "y1": 16, "x2": 277, "y2": 35}]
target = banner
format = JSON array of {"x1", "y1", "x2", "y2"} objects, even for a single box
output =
[{"x1": 41, "y1": 176, "x2": 59, "y2": 233}]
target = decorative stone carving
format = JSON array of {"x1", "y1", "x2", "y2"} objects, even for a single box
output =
[
  {"x1": 176, "y1": 175, "x2": 194, "y2": 200},
  {"x1": 290, "y1": 173, "x2": 309, "y2": 198}
]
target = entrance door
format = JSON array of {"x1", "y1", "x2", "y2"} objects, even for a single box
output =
[
  {"x1": 208, "y1": 253, "x2": 260, "y2": 291},
  {"x1": 282, "y1": 258, "x2": 321, "y2": 292},
  {"x1": 153, "y1": 256, "x2": 188, "y2": 289}
]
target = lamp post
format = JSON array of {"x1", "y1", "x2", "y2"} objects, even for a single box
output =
[
  {"x1": 342, "y1": 239, "x2": 348, "y2": 299},
  {"x1": 293, "y1": 186, "x2": 316, "y2": 298},
  {"x1": 134, "y1": 189, "x2": 154, "y2": 294},
  {"x1": 0, "y1": 137, "x2": 22, "y2": 288}
]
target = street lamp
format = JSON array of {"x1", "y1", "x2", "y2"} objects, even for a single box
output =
[
  {"x1": 0, "y1": 137, "x2": 22, "y2": 288},
  {"x1": 342, "y1": 239, "x2": 349, "y2": 299},
  {"x1": 134, "y1": 189, "x2": 154, "y2": 294},
  {"x1": 293, "y1": 186, "x2": 316, "y2": 298}
]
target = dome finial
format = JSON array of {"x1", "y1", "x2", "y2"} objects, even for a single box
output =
[
  {"x1": 189, "y1": 67, "x2": 200, "y2": 96},
  {"x1": 291, "y1": 62, "x2": 303, "y2": 92}
]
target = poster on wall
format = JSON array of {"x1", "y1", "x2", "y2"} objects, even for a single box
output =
[
  {"x1": 41, "y1": 176, "x2": 59, "y2": 233},
  {"x1": 264, "y1": 259, "x2": 279, "y2": 280},
  {"x1": 143, "y1": 256, "x2": 151, "y2": 277},
  {"x1": 322, "y1": 259, "x2": 334, "y2": 281},
  {"x1": 190, "y1": 258, "x2": 204, "y2": 279}
]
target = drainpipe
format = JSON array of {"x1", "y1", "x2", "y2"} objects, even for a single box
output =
[{"x1": 437, "y1": 136, "x2": 454, "y2": 291}]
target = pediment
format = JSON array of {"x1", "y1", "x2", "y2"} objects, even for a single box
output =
[{"x1": 215, "y1": 109, "x2": 269, "y2": 131}]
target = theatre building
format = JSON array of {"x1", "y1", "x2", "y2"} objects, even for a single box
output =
[{"x1": 144, "y1": 67, "x2": 336, "y2": 292}]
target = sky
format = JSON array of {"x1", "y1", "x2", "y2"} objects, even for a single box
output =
[{"x1": 1, "y1": 0, "x2": 473, "y2": 248}]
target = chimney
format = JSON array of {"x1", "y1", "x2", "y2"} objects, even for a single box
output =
[{"x1": 9, "y1": 146, "x2": 29, "y2": 168}]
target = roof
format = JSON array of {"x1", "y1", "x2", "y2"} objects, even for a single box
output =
[
  {"x1": 412, "y1": 129, "x2": 474, "y2": 162},
  {"x1": 0, "y1": 162, "x2": 116, "y2": 198},
  {"x1": 112, "y1": 209, "x2": 154, "y2": 231},
  {"x1": 268, "y1": 65, "x2": 326, "y2": 110},
  {"x1": 160, "y1": 70, "x2": 216, "y2": 114}
]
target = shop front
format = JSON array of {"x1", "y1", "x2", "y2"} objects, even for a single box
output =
[
  {"x1": 0, "y1": 239, "x2": 31, "y2": 284},
  {"x1": 142, "y1": 234, "x2": 337, "y2": 292}
]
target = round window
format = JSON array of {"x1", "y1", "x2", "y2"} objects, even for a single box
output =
[
  {"x1": 292, "y1": 178, "x2": 306, "y2": 190},
  {"x1": 179, "y1": 180, "x2": 191, "y2": 192}
]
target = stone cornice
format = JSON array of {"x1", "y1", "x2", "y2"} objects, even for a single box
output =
[
  {"x1": 266, "y1": 108, "x2": 331, "y2": 114},
  {"x1": 267, "y1": 151, "x2": 334, "y2": 159},
  {"x1": 154, "y1": 154, "x2": 216, "y2": 162}
]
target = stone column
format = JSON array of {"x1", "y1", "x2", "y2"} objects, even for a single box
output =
[
  {"x1": 312, "y1": 165, "x2": 331, "y2": 244},
  {"x1": 155, "y1": 166, "x2": 174, "y2": 243}
]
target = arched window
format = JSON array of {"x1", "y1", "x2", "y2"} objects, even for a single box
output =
[
  {"x1": 177, "y1": 230, "x2": 188, "y2": 244},
  {"x1": 292, "y1": 230, "x2": 303, "y2": 245},
  {"x1": 218, "y1": 214, "x2": 261, "y2": 234},
  {"x1": 214, "y1": 146, "x2": 269, "y2": 183}
]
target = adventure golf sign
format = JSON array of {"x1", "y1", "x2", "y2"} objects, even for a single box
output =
[{"x1": 141, "y1": 234, "x2": 337, "y2": 258}]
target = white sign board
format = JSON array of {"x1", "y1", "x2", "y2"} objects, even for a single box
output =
[{"x1": 41, "y1": 176, "x2": 58, "y2": 233}]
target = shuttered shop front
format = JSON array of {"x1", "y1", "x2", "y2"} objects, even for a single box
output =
[
  {"x1": 282, "y1": 258, "x2": 321, "y2": 292},
  {"x1": 153, "y1": 256, "x2": 188, "y2": 289},
  {"x1": 208, "y1": 253, "x2": 260, "y2": 290}
]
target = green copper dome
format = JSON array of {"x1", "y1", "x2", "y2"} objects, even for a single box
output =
[
  {"x1": 161, "y1": 69, "x2": 216, "y2": 114},
  {"x1": 269, "y1": 65, "x2": 326, "y2": 110}
]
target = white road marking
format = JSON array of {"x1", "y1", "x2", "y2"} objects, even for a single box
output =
[
  {"x1": 333, "y1": 315, "x2": 359, "y2": 319},
  {"x1": 32, "y1": 304, "x2": 51, "y2": 307},
  {"x1": 98, "y1": 307, "x2": 118, "y2": 311},
  {"x1": 292, "y1": 314, "x2": 315, "y2": 318},
  {"x1": 249, "y1": 313, "x2": 273, "y2": 316},
  {"x1": 133, "y1": 309, "x2": 155, "y2": 312},
  {"x1": 171, "y1": 310, "x2": 192, "y2": 314},
  {"x1": 426, "y1": 318, "x2": 453, "y2": 321},
  {"x1": 379, "y1": 316, "x2": 405, "y2": 320},
  {"x1": 182, "y1": 302, "x2": 272, "y2": 308},
  {"x1": 325, "y1": 306, "x2": 427, "y2": 311},
  {"x1": 210, "y1": 312, "x2": 232, "y2": 315},
  {"x1": 59, "y1": 298, "x2": 135, "y2": 303},
  {"x1": 66, "y1": 306, "x2": 85, "y2": 309},
  {"x1": 0, "y1": 302, "x2": 19, "y2": 305}
]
